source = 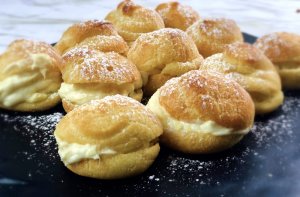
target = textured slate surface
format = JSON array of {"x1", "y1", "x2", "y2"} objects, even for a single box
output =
[{"x1": 0, "y1": 34, "x2": 299, "y2": 197}]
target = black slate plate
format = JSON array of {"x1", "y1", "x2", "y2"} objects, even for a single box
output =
[{"x1": 1, "y1": 34, "x2": 300, "y2": 197}]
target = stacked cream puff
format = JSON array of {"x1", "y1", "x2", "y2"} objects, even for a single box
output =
[
  {"x1": 1, "y1": 0, "x2": 299, "y2": 180},
  {"x1": 0, "y1": 40, "x2": 62, "y2": 111},
  {"x1": 54, "y1": 95, "x2": 162, "y2": 179},
  {"x1": 147, "y1": 70, "x2": 254, "y2": 153},
  {"x1": 54, "y1": 20, "x2": 143, "y2": 112},
  {"x1": 127, "y1": 28, "x2": 203, "y2": 95},
  {"x1": 254, "y1": 32, "x2": 300, "y2": 89},
  {"x1": 105, "y1": 0, "x2": 165, "y2": 46}
]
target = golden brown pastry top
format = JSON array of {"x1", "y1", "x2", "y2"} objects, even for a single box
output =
[
  {"x1": 55, "y1": 95, "x2": 163, "y2": 153},
  {"x1": 55, "y1": 20, "x2": 128, "y2": 55},
  {"x1": 128, "y1": 28, "x2": 203, "y2": 75},
  {"x1": 158, "y1": 70, "x2": 254, "y2": 130},
  {"x1": 105, "y1": 0, "x2": 165, "y2": 43},
  {"x1": 186, "y1": 18, "x2": 243, "y2": 57},
  {"x1": 224, "y1": 42, "x2": 280, "y2": 71},
  {"x1": 155, "y1": 1, "x2": 200, "y2": 31},
  {"x1": 0, "y1": 39, "x2": 62, "y2": 79},
  {"x1": 61, "y1": 46, "x2": 141, "y2": 85},
  {"x1": 203, "y1": 42, "x2": 282, "y2": 87},
  {"x1": 200, "y1": 42, "x2": 283, "y2": 114},
  {"x1": 254, "y1": 32, "x2": 300, "y2": 63}
]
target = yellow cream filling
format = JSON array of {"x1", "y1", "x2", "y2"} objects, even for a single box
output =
[
  {"x1": 0, "y1": 54, "x2": 58, "y2": 107},
  {"x1": 56, "y1": 137, "x2": 116, "y2": 165},
  {"x1": 147, "y1": 91, "x2": 250, "y2": 136},
  {"x1": 58, "y1": 82, "x2": 136, "y2": 105}
]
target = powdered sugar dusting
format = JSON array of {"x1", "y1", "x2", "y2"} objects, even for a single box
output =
[
  {"x1": 135, "y1": 28, "x2": 185, "y2": 46},
  {"x1": 0, "y1": 110, "x2": 63, "y2": 179},
  {"x1": 254, "y1": 32, "x2": 289, "y2": 60},
  {"x1": 156, "y1": 2, "x2": 200, "y2": 30},
  {"x1": 159, "y1": 76, "x2": 180, "y2": 97},
  {"x1": 63, "y1": 45, "x2": 91, "y2": 59},
  {"x1": 79, "y1": 35, "x2": 128, "y2": 55},
  {"x1": 88, "y1": 94, "x2": 143, "y2": 107},
  {"x1": 1, "y1": 112, "x2": 63, "y2": 153},
  {"x1": 161, "y1": 70, "x2": 240, "y2": 98},
  {"x1": 177, "y1": 4, "x2": 199, "y2": 26},
  {"x1": 201, "y1": 53, "x2": 234, "y2": 72},
  {"x1": 226, "y1": 42, "x2": 264, "y2": 61},
  {"x1": 138, "y1": 93, "x2": 300, "y2": 191},
  {"x1": 4, "y1": 39, "x2": 61, "y2": 73},
  {"x1": 10, "y1": 40, "x2": 53, "y2": 57},
  {"x1": 0, "y1": 91, "x2": 299, "y2": 193},
  {"x1": 252, "y1": 94, "x2": 299, "y2": 147},
  {"x1": 106, "y1": 0, "x2": 164, "y2": 42},
  {"x1": 255, "y1": 33, "x2": 281, "y2": 53},
  {"x1": 158, "y1": 70, "x2": 250, "y2": 126},
  {"x1": 199, "y1": 18, "x2": 238, "y2": 38},
  {"x1": 81, "y1": 95, "x2": 160, "y2": 125},
  {"x1": 63, "y1": 47, "x2": 138, "y2": 83}
]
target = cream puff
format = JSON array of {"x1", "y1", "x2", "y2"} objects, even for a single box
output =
[
  {"x1": 105, "y1": 0, "x2": 165, "y2": 45},
  {"x1": 254, "y1": 32, "x2": 300, "y2": 89},
  {"x1": 55, "y1": 20, "x2": 128, "y2": 56},
  {"x1": 186, "y1": 18, "x2": 243, "y2": 58},
  {"x1": 147, "y1": 70, "x2": 255, "y2": 154},
  {"x1": 0, "y1": 39, "x2": 62, "y2": 112},
  {"x1": 200, "y1": 42, "x2": 284, "y2": 114},
  {"x1": 127, "y1": 28, "x2": 203, "y2": 96},
  {"x1": 58, "y1": 46, "x2": 142, "y2": 112},
  {"x1": 54, "y1": 95, "x2": 163, "y2": 179},
  {"x1": 155, "y1": 1, "x2": 200, "y2": 31}
]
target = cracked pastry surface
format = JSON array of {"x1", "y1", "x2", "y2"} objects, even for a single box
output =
[
  {"x1": 58, "y1": 46, "x2": 142, "y2": 112},
  {"x1": 254, "y1": 32, "x2": 300, "y2": 89},
  {"x1": 156, "y1": 1, "x2": 200, "y2": 31},
  {"x1": 186, "y1": 18, "x2": 243, "y2": 58},
  {"x1": 0, "y1": 39, "x2": 62, "y2": 111},
  {"x1": 55, "y1": 20, "x2": 128, "y2": 56},
  {"x1": 105, "y1": 0, "x2": 165, "y2": 45},
  {"x1": 54, "y1": 95, "x2": 163, "y2": 179},
  {"x1": 127, "y1": 28, "x2": 203, "y2": 96},
  {"x1": 200, "y1": 42, "x2": 284, "y2": 114},
  {"x1": 147, "y1": 70, "x2": 255, "y2": 154}
]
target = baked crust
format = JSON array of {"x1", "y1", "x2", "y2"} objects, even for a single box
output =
[
  {"x1": 186, "y1": 18, "x2": 243, "y2": 58},
  {"x1": 61, "y1": 99, "x2": 77, "y2": 113},
  {"x1": 147, "y1": 70, "x2": 255, "y2": 154},
  {"x1": 54, "y1": 95, "x2": 163, "y2": 179},
  {"x1": 67, "y1": 144, "x2": 160, "y2": 179},
  {"x1": 105, "y1": 0, "x2": 165, "y2": 44},
  {"x1": 55, "y1": 20, "x2": 128, "y2": 56},
  {"x1": 0, "y1": 39, "x2": 62, "y2": 112},
  {"x1": 58, "y1": 46, "x2": 143, "y2": 112},
  {"x1": 160, "y1": 129, "x2": 243, "y2": 154},
  {"x1": 200, "y1": 42, "x2": 284, "y2": 114},
  {"x1": 61, "y1": 47, "x2": 141, "y2": 84},
  {"x1": 127, "y1": 28, "x2": 203, "y2": 96},
  {"x1": 0, "y1": 39, "x2": 62, "y2": 73},
  {"x1": 254, "y1": 32, "x2": 300, "y2": 89},
  {"x1": 155, "y1": 1, "x2": 200, "y2": 30},
  {"x1": 159, "y1": 70, "x2": 254, "y2": 129}
]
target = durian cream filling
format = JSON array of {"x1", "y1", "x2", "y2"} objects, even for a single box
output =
[
  {"x1": 56, "y1": 137, "x2": 116, "y2": 165},
  {"x1": 0, "y1": 54, "x2": 57, "y2": 107},
  {"x1": 147, "y1": 91, "x2": 250, "y2": 136},
  {"x1": 58, "y1": 82, "x2": 136, "y2": 105}
]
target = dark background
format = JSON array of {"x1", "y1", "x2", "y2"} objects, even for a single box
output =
[{"x1": 0, "y1": 34, "x2": 299, "y2": 197}]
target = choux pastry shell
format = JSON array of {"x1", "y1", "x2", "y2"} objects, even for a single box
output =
[
  {"x1": 54, "y1": 95, "x2": 163, "y2": 179},
  {"x1": 147, "y1": 70, "x2": 255, "y2": 154}
]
